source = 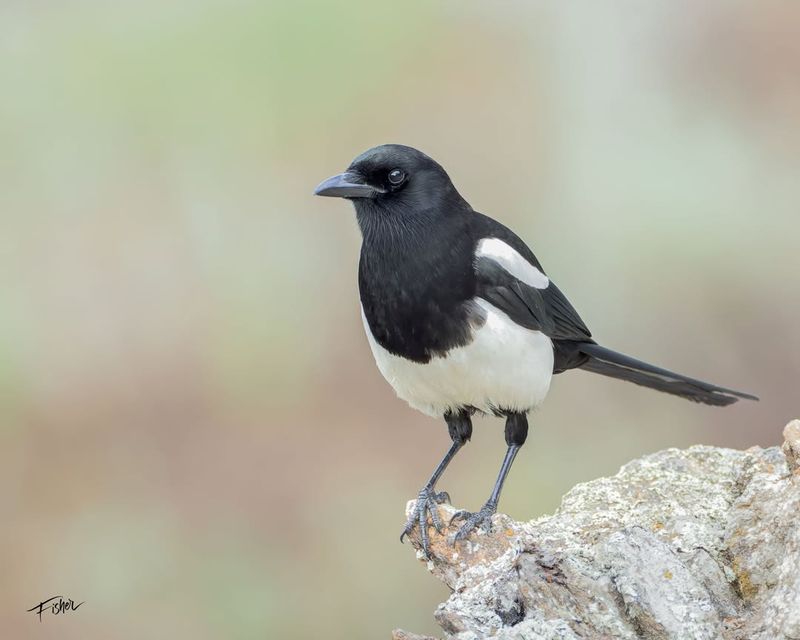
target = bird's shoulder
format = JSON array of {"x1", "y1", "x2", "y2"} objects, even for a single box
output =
[
  {"x1": 466, "y1": 210, "x2": 593, "y2": 346},
  {"x1": 466, "y1": 211, "x2": 546, "y2": 272}
]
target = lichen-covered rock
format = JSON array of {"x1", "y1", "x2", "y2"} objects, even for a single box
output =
[
  {"x1": 393, "y1": 421, "x2": 800, "y2": 640},
  {"x1": 782, "y1": 419, "x2": 800, "y2": 472}
]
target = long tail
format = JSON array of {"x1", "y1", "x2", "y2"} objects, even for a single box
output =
[{"x1": 577, "y1": 343, "x2": 759, "y2": 407}]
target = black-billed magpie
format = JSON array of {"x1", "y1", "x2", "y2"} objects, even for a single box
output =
[{"x1": 314, "y1": 144, "x2": 757, "y2": 557}]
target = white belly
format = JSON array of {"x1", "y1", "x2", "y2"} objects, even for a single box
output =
[{"x1": 361, "y1": 299, "x2": 554, "y2": 417}]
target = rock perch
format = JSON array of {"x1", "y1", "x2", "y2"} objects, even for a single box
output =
[{"x1": 394, "y1": 420, "x2": 800, "y2": 640}]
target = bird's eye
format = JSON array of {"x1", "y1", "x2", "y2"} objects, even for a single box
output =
[{"x1": 387, "y1": 169, "x2": 405, "y2": 185}]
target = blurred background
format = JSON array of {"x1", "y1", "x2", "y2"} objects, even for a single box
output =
[{"x1": 2, "y1": 1, "x2": 798, "y2": 638}]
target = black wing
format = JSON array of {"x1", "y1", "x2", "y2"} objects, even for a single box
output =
[
  {"x1": 467, "y1": 212, "x2": 594, "y2": 372},
  {"x1": 474, "y1": 256, "x2": 592, "y2": 342}
]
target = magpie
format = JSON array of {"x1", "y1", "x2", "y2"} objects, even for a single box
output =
[{"x1": 314, "y1": 144, "x2": 758, "y2": 557}]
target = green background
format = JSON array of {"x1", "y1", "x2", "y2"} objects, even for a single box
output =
[{"x1": 2, "y1": 1, "x2": 798, "y2": 638}]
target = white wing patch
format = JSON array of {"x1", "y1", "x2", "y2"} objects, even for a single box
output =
[{"x1": 475, "y1": 238, "x2": 549, "y2": 289}]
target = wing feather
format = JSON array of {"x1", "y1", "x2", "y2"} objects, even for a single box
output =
[{"x1": 474, "y1": 254, "x2": 591, "y2": 342}]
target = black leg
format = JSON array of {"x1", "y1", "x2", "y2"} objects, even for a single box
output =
[
  {"x1": 401, "y1": 409, "x2": 472, "y2": 558},
  {"x1": 452, "y1": 412, "x2": 528, "y2": 542}
]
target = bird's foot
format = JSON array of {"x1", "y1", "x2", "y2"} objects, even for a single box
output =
[
  {"x1": 450, "y1": 499, "x2": 498, "y2": 542},
  {"x1": 400, "y1": 486, "x2": 451, "y2": 559}
]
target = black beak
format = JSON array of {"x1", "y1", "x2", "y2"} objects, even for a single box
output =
[{"x1": 313, "y1": 172, "x2": 375, "y2": 199}]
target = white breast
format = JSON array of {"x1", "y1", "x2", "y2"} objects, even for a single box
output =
[{"x1": 361, "y1": 299, "x2": 554, "y2": 417}]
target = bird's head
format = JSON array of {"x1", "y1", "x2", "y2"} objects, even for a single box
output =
[{"x1": 314, "y1": 144, "x2": 469, "y2": 222}]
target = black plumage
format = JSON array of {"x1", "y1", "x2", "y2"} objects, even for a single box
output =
[{"x1": 315, "y1": 144, "x2": 757, "y2": 557}]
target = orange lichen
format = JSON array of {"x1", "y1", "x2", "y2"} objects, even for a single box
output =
[{"x1": 732, "y1": 558, "x2": 758, "y2": 600}]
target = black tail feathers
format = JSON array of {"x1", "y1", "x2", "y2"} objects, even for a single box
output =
[{"x1": 577, "y1": 343, "x2": 758, "y2": 407}]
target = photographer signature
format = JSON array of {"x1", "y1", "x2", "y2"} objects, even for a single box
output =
[{"x1": 27, "y1": 596, "x2": 84, "y2": 621}]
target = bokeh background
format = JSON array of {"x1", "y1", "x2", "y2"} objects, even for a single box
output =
[{"x1": 2, "y1": 1, "x2": 798, "y2": 638}]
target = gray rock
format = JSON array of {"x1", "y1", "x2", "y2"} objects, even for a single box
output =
[{"x1": 393, "y1": 421, "x2": 800, "y2": 640}]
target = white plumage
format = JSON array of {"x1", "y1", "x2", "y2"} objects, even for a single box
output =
[
  {"x1": 475, "y1": 237, "x2": 549, "y2": 289},
  {"x1": 362, "y1": 298, "x2": 554, "y2": 418}
]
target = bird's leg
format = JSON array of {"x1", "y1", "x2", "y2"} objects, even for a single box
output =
[
  {"x1": 401, "y1": 409, "x2": 472, "y2": 558},
  {"x1": 451, "y1": 412, "x2": 528, "y2": 542}
]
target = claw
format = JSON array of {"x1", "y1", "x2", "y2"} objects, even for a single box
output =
[
  {"x1": 400, "y1": 486, "x2": 452, "y2": 558},
  {"x1": 429, "y1": 501, "x2": 444, "y2": 533},
  {"x1": 451, "y1": 500, "x2": 497, "y2": 543},
  {"x1": 418, "y1": 507, "x2": 430, "y2": 554}
]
